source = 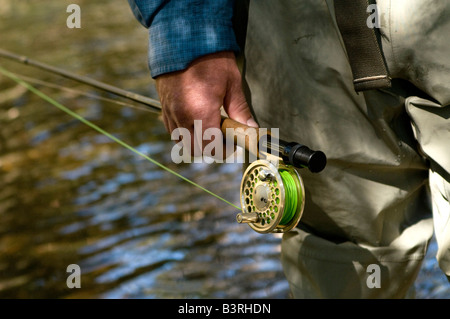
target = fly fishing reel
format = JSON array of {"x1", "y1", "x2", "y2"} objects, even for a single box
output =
[
  {"x1": 221, "y1": 117, "x2": 326, "y2": 234},
  {"x1": 237, "y1": 160, "x2": 305, "y2": 233}
]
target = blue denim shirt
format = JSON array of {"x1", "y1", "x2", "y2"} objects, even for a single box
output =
[{"x1": 127, "y1": 0, "x2": 239, "y2": 78}]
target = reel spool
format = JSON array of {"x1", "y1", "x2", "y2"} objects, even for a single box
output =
[{"x1": 237, "y1": 160, "x2": 305, "y2": 234}]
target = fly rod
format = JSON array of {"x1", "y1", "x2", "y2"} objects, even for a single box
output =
[
  {"x1": 0, "y1": 48, "x2": 326, "y2": 173},
  {"x1": 0, "y1": 48, "x2": 162, "y2": 112},
  {"x1": 0, "y1": 48, "x2": 327, "y2": 234}
]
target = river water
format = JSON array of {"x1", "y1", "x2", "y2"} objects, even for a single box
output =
[{"x1": 0, "y1": 0, "x2": 448, "y2": 299}]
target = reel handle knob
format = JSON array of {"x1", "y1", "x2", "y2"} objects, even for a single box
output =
[{"x1": 236, "y1": 212, "x2": 260, "y2": 224}]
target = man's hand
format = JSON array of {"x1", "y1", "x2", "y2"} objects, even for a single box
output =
[{"x1": 155, "y1": 51, "x2": 257, "y2": 156}]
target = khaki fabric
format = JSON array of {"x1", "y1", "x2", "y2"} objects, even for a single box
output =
[{"x1": 242, "y1": 0, "x2": 450, "y2": 298}]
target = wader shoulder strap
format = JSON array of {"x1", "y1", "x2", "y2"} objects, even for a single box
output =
[{"x1": 334, "y1": 0, "x2": 391, "y2": 92}]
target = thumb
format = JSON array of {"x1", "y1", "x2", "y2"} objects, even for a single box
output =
[{"x1": 223, "y1": 83, "x2": 259, "y2": 128}]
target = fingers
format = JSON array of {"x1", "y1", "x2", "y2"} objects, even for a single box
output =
[
  {"x1": 223, "y1": 88, "x2": 258, "y2": 128},
  {"x1": 155, "y1": 51, "x2": 256, "y2": 159},
  {"x1": 222, "y1": 65, "x2": 258, "y2": 128}
]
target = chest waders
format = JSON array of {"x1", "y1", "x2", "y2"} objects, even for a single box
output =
[
  {"x1": 234, "y1": 0, "x2": 389, "y2": 234},
  {"x1": 334, "y1": 0, "x2": 391, "y2": 91}
]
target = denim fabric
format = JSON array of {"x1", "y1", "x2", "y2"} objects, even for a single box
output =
[{"x1": 128, "y1": 0, "x2": 240, "y2": 78}]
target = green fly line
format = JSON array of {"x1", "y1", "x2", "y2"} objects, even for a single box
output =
[
  {"x1": 0, "y1": 65, "x2": 240, "y2": 210},
  {"x1": 279, "y1": 170, "x2": 299, "y2": 225}
]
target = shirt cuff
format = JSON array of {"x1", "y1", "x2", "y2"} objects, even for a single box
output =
[{"x1": 148, "y1": 17, "x2": 240, "y2": 78}]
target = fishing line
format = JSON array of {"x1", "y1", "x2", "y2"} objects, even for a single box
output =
[
  {"x1": 10, "y1": 72, "x2": 157, "y2": 114},
  {"x1": 0, "y1": 49, "x2": 163, "y2": 112},
  {"x1": 0, "y1": 65, "x2": 240, "y2": 210},
  {"x1": 279, "y1": 170, "x2": 299, "y2": 225}
]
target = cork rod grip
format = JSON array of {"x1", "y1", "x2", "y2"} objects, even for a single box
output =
[{"x1": 220, "y1": 117, "x2": 264, "y2": 156}]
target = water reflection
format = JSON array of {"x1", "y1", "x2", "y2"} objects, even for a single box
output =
[{"x1": 0, "y1": 0, "x2": 448, "y2": 299}]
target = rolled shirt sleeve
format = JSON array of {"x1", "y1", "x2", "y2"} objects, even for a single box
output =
[{"x1": 128, "y1": 0, "x2": 240, "y2": 78}]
